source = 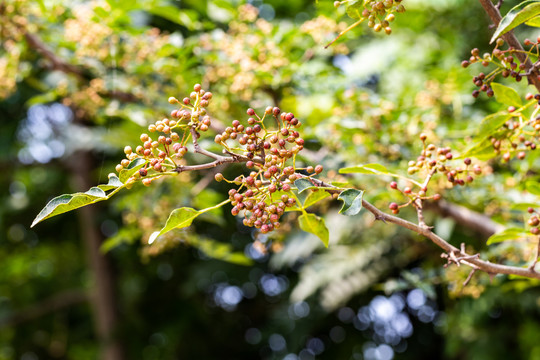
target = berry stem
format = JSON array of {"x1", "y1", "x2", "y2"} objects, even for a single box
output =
[{"x1": 324, "y1": 18, "x2": 365, "y2": 49}]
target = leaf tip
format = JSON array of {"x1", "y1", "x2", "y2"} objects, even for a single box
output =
[{"x1": 148, "y1": 231, "x2": 160, "y2": 244}]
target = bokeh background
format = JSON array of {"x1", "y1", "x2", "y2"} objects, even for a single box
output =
[{"x1": 2, "y1": 0, "x2": 540, "y2": 359}]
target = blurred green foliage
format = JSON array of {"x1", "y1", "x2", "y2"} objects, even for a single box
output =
[{"x1": 2, "y1": 0, "x2": 540, "y2": 359}]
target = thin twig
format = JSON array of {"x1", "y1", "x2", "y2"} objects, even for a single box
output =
[
  {"x1": 306, "y1": 176, "x2": 540, "y2": 280},
  {"x1": 24, "y1": 32, "x2": 86, "y2": 78},
  {"x1": 413, "y1": 198, "x2": 428, "y2": 229},
  {"x1": 463, "y1": 268, "x2": 478, "y2": 287},
  {"x1": 190, "y1": 128, "x2": 227, "y2": 161}
]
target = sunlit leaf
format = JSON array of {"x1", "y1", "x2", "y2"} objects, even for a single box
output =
[
  {"x1": 490, "y1": 83, "x2": 522, "y2": 108},
  {"x1": 98, "y1": 175, "x2": 124, "y2": 191},
  {"x1": 346, "y1": 0, "x2": 363, "y2": 19},
  {"x1": 525, "y1": 15, "x2": 540, "y2": 26},
  {"x1": 511, "y1": 202, "x2": 539, "y2": 211},
  {"x1": 491, "y1": 0, "x2": 540, "y2": 43},
  {"x1": 32, "y1": 187, "x2": 109, "y2": 227},
  {"x1": 477, "y1": 111, "x2": 511, "y2": 138},
  {"x1": 149, "y1": 207, "x2": 201, "y2": 244},
  {"x1": 298, "y1": 213, "x2": 329, "y2": 247},
  {"x1": 487, "y1": 227, "x2": 529, "y2": 245},
  {"x1": 304, "y1": 190, "x2": 331, "y2": 209},
  {"x1": 526, "y1": 181, "x2": 540, "y2": 196},
  {"x1": 118, "y1": 158, "x2": 147, "y2": 183}
]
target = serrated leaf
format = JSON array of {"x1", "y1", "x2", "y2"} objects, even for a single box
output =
[
  {"x1": 304, "y1": 190, "x2": 331, "y2": 209},
  {"x1": 298, "y1": 213, "x2": 329, "y2": 247},
  {"x1": 487, "y1": 227, "x2": 529, "y2": 245},
  {"x1": 118, "y1": 158, "x2": 147, "y2": 183},
  {"x1": 338, "y1": 189, "x2": 364, "y2": 216},
  {"x1": 491, "y1": 83, "x2": 523, "y2": 107},
  {"x1": 32, "y1": 190, "x2": 107, "y2": 227},
  {"x1": 477, "y1": 111, "x2": 512, "y2": 138},
  {"x1": 526, "y1": 181, "x2": 540, "y2": 196},
  {"x1": 294, "y1": 178, "x2": 316, "y2": 193},
  {"x1": 149, "y1": 207, "x2": 201, "y2": 244},
  {"x1": 491, "y1": 0, "x2": 540, "y2": 43}
]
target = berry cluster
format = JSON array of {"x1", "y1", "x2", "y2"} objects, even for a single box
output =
[
  {"x1": 113, "y1": 84, "x2": 213, "y2": 187},
  {"x1": 111, "y1": 84, "x2": 325, "y2": 234},
  {"x1": 214, "y1": 107, "x2": 323, "y2": 233},
  {"x1": 335, "y1": 0, "x2": 405, "y2": 35},
  {"x1": 528, "y1": 207, "x2": 540, "y2": 236},
  {"x1": 488, "y1": 101, "x2": 540, "y2": 162},
  {"x1": 462, "y1": 38, "x2": 540, "y2": 98},
  {"x1": 388, "y1": 134, "x2": 482, "y2": 214}
]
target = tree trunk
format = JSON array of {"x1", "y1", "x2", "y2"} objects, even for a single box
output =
[{"x1": 68, "y1": 151, "x2": 126, "y2": 360}]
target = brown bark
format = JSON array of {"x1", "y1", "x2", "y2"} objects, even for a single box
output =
[{"x1": 425, "y1": 200, "x2": 504, "y2": 239}]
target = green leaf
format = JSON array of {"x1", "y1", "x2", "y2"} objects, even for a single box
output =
[
  {"x1": 477, "y1": 111, "x2": 512, "y2": 138},
  {"x1": 487, "y1": 227, "x2": 529, "y2": 245},
  {"x1": 118, "y1": 158, "x2": 147, "y2": 183},
  {"x1": 189, "y1": 237, "x2": 253, "y2": 265},
  {"x1": 526, "y1": 181, "x2": 540, "y2": 196},
  {"x1": 461, "y1": 138, "x2": 496, "y2": 159},
  {"x1": 36, "y1": 0, "x2": 46, "y2": 13},
  {"x1": 294, "y1": 178, "x2": 316, "y2": 193},
  {"x1": 146, "y1": 6, "x2": 199, "y2": 30},
  {"x1": 149, "y1": 207, "x2": 201, "y2": 244},
  {"x1": 526, "y1": 15, "x2": 540, "y2": 26},
  {"x1": 346, "y1": 0, "x2": 363, "y2": 20},
  {"x1": 304, "y1": 190, "x2": 331, "y2": 209},
  {"x1": 490, "y1": 83, "x2": 523, "y2": 108},
  {"x1": 26, "y1": 91, "x2": 57, "y2": 106},
  {"x1": 511, "y1": 202, "x2": 539, "y2": 211},
  {"x1": 338, "y1": 189, "x2": 364, "y2": 216},
  {"x1": 298, "y1": 213, "x2": 329, "y2": 247},
  {"x1": 340, "y1": 163, "x2": 389, "y2": 174},
  {"x1": 32, "y1": 188, "x2": 108, "y2": 227},
  {"x1": 491, "y1": 0, "x2": 540, "y2": 43},
  {"x1": 98, "y1": 175, "x2": 124, "y2": 191},
  {"x1": 339, "y1": 163, "x2": 403, "y2": 180}
]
